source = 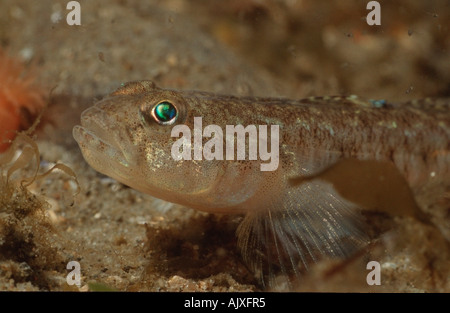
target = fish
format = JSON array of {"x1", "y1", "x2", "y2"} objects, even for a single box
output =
[{"x1": 73, "y1": 80, "x2": 450, "y2": 289}]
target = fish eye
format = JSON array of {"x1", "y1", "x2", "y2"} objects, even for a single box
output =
[
  {"x1": 149, "y1": 101, "x2": 178, "y2": 125},
  {"x1": 140, "y1": 93, "x2": 186, "y2": 128}
]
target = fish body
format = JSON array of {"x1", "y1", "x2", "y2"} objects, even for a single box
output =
[{"x1": 73, "y1": 81, "x2": 450, "y2": 288}]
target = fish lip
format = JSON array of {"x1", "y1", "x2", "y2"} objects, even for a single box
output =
[{"x1": 73, "y1": 106, "x2": 130, "y2": 167}]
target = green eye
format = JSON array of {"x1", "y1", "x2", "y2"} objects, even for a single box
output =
[{"x1": 152, "y1": 101, "x2": 178, "y2": 125}]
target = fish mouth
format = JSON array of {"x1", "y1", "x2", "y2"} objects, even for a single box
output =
[{"x1": 73, "y1": 106, "x2": 130, "y2": 168}]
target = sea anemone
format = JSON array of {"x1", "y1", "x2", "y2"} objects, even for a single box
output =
[{"x1": 0, "y1": 49, "x2": 45, "y2": 152}]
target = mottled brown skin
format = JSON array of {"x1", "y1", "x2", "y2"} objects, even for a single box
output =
[{"x1": 73, "y1": 81, "x2": 450, "y2": 288}]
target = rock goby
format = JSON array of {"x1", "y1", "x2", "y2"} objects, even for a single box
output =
[{"x1": 73, "y1": 81, "x2": 450, "y2": 288}]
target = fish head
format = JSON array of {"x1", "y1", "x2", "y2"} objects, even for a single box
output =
[{"x1": 73, "y1": 81, "x2": 256, "y2": 210}]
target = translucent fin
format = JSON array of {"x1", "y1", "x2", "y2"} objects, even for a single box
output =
[{"x1": 236, "y1": 179, "x2": 369, "y2": 290}]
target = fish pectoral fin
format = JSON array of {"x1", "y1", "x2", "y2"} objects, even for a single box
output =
[{"x1": 236, "y1": 179, "x2": 369, "y2": 290}]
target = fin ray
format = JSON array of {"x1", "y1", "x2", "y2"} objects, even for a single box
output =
[{"x1": 237, "y1": 179, "x2": 369, "y2": 289}]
